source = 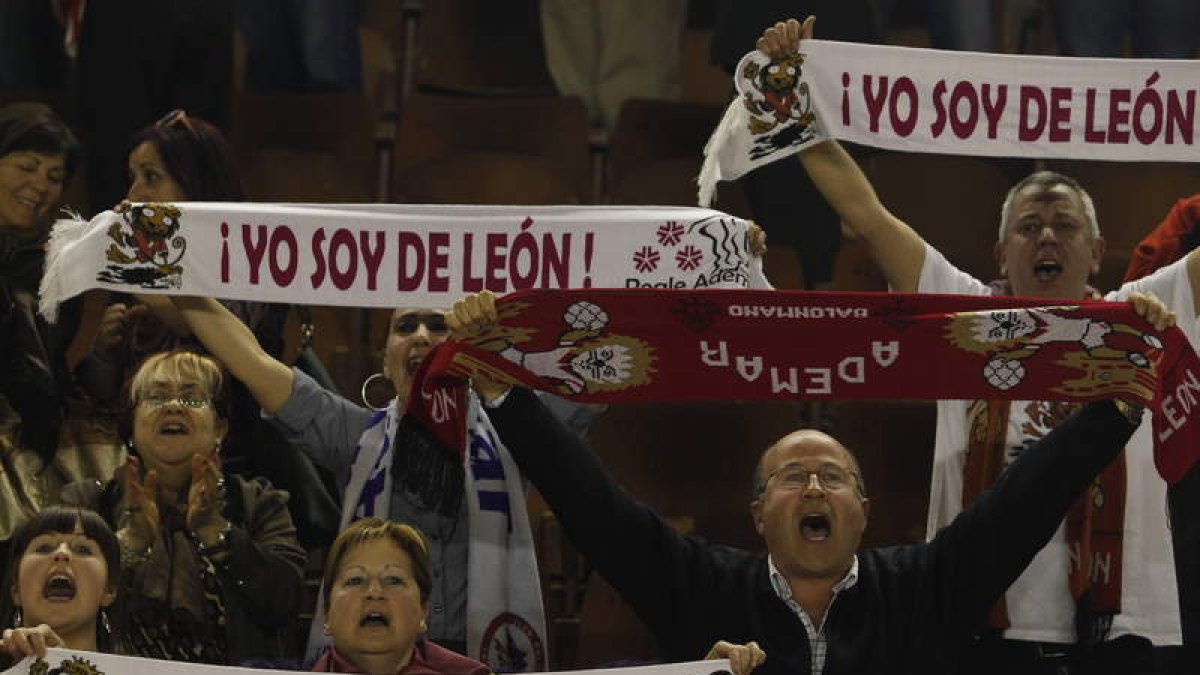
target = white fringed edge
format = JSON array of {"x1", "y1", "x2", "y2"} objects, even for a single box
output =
[
  {"x1": 697, "y1": 95, "x2": 744, "y2": 208},
  {"x1": 38, "y1": 210, "x2": 93, "y2": 323}
]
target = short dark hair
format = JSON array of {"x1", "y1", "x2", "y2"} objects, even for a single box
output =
[
  {"x1": 0, "y1": 102, "x2": 82, "y2": 181},
  {"x1": 126, "y1": 111, "x2": 244, "y2": 201},
  {"x1": 0, "y1": 507, "x2": 122, "y2": 651}
]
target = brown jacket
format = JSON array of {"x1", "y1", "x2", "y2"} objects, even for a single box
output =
[{"x1": 65, "y1": 473, "x2": 306, "y2": 664}]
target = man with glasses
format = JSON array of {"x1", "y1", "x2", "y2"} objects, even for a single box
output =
[
  {"x1": 450, "y1": 290, "x2": 1171, "y2": 675},
  {"x1": 759, "y1": 15, "x2": 1197, "y2": 672}
]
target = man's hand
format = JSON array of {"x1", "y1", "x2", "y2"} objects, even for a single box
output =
[
  {"x1": 447, "y1": 291, "x2": 510, "y2": 404},
  {"x1": 1127, "y1": 291, "x2": 1176, "y2": 331},
  {"x1": 756, "y1": 16, "x2": 814, "y2": 59},
  {"x1": 1113, "y1": 290, "x2": 1175, "y2": 423},
  {"x1": 0, "y1": 624, "x2": 64, "y2": 659},
  {"x1": 705, "y1": 640, "x2": 766, "y2": 675}
]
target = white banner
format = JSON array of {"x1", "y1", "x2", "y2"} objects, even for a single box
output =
[
  {"x1": 700, "y1": 39, "x2": 1199, "y2": 204},
  {"x1": 0, "y1": 649, "x2": 733, "y2": 675},
  {"x1": 40, "y1": 203, "x2": 769, "y2": 320},
  {"x1": 809, "y1": 40, "x2": 1197, "y2": 160}
]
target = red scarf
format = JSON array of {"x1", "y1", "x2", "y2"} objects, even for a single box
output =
[
  {"x1": 963, "y1": 399, "x2": 1127, "y2": 636},
  {"x1": 411, "y1": 289, "x2": 1200, "y2": 486}
]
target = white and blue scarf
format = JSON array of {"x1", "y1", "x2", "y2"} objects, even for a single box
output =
[{"x1": 306, "y1": 393, "x2": 547, "y2": 671}]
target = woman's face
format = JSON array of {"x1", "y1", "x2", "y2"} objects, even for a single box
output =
[
  {"x1": 0, "y1": 151, "x2": 66, "y2": 230},
  {"x1": 325, "y1": 538, "x2": 427, "y2": 664},
  {"x1": 13, "y1": 523, "x2": 115, "y2": 639},
  {"x1": 382, "y1": 308, "x2": 449, "y2": 403},
  {"x1": 131, "y1": 374, "x2": 225, "y2": 476},
  {"x1": 126, "y1": 141, "x2": 187, "y2": 202}
]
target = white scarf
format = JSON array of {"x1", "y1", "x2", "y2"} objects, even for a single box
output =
[
  {"x1": 4, "y1": 647, "x2": 726, "y2": 675},
  {"x1": 39, "y1": 204, "x2": 769, "y2": 322},
  {"x1": 305, "y1": 394, "x2": 547, "y2": 672},
  {"x1": 700, "y1": 39, "x2": 1199, "y2": 206}
]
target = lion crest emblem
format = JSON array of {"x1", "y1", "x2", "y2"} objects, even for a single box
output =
[
  {"x1": 29, "y1": 656, "x2": 104, "y2": 675},
  {"x1": 946, "y1": 306, "x2": 1162, "y2": 401},
  {"x1": 737, "y1": 49, "x2": 817, "y2": 159},
  {"x1": 455, "y1": 299, "x2": 656, "y2": 396},
  {"x1": 98, "y1": 202, "x2": 187, "y2": 288}
]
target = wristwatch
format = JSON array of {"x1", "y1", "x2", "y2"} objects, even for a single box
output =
[{"x1": 1113, "y1": 399, "x2": 1144, "y2": 424}]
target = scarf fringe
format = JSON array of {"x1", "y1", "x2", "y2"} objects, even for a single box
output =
[
  {"x1": 697, "y1": 95, "x2": 744, "y2": 208},
  {"x1": 39, "y1": 211, "x2": 92, "y2": 323},
  {"x1": 395, "y1": 414, "x2": 465, "y2": 518}
]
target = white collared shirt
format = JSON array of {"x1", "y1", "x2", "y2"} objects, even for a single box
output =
[{"x1": 767, "y1": 555, "x2": 859, "y2": 675}]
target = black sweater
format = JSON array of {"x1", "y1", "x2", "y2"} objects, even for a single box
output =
[{"x1": 489, "y1": 390, "x2": 1136, "y2": 675}]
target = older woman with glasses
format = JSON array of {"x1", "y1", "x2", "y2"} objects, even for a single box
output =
[
  {"x1": 166, "y1": 297, "x2": 478, "y2": 653},
  {"x1": 65, "y1": 349, "x2": 305, "y2": 665},
  {"x1": 162, "y1": 293, "x2": 552, "y2": 666},
  {"x1": 76, "y1": 109, "x2": 338, "y2": 550}
]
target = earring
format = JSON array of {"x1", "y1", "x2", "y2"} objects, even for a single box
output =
[
  {"x1": 419, "y1": 618, "x2": 427, "y2": 632},
  {"x1": 101, "y1": 609, "x2": 112, "y2": 634},
  {"x1": 360, "y1": 373, "x2": 394, "y2": 411},
  {"x1": 322, "y1": 623, "x2": 332, "y2": 636},
  {"x1": 13, "y1": 607, "x2": 21, "y2": 627}
]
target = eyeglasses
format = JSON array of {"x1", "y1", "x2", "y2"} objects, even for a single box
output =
[
  {"x1": 155, "y1": 108, "x2": 196, "y2": 137},
  {"x1": 392, "y1": 312, "x2": 449, "y2": 336},
  {"x1": 137, "y1": 391, "x2": 213, "y2": 409},
  {"x1": 762, "y1": 462, "x2": 856, "y2": 493}
]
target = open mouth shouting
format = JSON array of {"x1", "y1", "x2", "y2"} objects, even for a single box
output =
[
  {"x1": 800, "y1": 513, "x2": 832, "y2": 542},
  {"x1": 405, "y1": 351, "x2": 428, "y2": 378},
  {"x1": 156, "y1": 416, "x2": 193, "y2": 437},
  {"x1": 359, "y1": 611, "x2": 391, "y2": 629},
  {"x1": 43, "y1": 572, "x2": 77, "y2": 602},
  {"x1": 1033, "y1": 258, "x2": 1063, "y2": 281}
]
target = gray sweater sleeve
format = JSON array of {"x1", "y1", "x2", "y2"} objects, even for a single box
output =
[{"x1": 263, "y1": 368, "x2": 372, "y2": 485}]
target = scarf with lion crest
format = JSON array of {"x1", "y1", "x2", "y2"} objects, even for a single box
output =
[
  {"x1": 412, "y1": 288, "x2": 1200, "y2": 482},
  {"x1": 410, "y1": 288, "x2": 1200, "y2": 642},
  {"x1": 967, "y1": 283, "x2": 1127, "y2": 644}
]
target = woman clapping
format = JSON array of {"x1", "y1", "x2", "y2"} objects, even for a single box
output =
[{"x1": 66, "y1": 350, "x2": 305, "y2": 664}]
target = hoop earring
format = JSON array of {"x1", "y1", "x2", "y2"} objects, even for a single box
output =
[
  {"x1": 101, "y1": 609, "x2": 112, "y2": 634},
  {"x1": 13, "y1": 606, "x2": 21, "y2": 627},
  {"x1": 360, "y1": 373, "x2": 394, "y2": 412}
]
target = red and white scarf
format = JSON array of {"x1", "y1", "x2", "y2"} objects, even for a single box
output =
[
  {"x1": 417, "y1": 289, "x2": 1200, "y2": 485},
  {"x1": 701, "y1": 40, "x2": 1199, "y2": 205},
  {"x1": 39, "y1": 204, "x2": 769, "y2": 321}
]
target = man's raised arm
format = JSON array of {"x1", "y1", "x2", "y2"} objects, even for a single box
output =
[{"x1": 762, "y1": 17, "x2": 927, "y2": 292}]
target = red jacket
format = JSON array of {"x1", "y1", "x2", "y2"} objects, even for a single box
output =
[
  {"x1": 1124, "y1": 193, "x2": 1200, "y2": 282},
  {"x1": 311, "y1": 642, "x2": 490, "y2": 675}
]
